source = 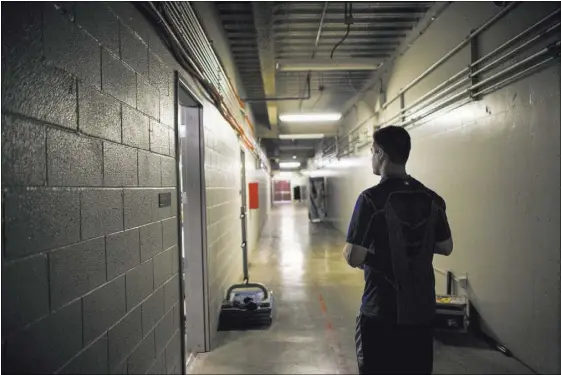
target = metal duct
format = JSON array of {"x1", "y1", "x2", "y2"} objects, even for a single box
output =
[{"x1": 147, "y1": 2, "x2": 270, "y2": 169}]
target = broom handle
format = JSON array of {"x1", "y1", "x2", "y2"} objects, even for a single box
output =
[
  {"x1": 241, "y1": 205, "x2": 249, "y2": 282},
  {"x1": 242, "y1": 240, "x2": 249, "y2": 283}
]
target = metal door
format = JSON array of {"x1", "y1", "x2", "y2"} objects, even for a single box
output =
[{"x1": 177, "y1": 76, "x2": 210, "y2": 369}]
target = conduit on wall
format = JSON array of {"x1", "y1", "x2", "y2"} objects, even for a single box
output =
[
  {"x1": 140, "y1": 2, "x2": 270, "y2": 173},
  {"x1": 319, "y1": 5, "x2": 561, "y2": 164}
]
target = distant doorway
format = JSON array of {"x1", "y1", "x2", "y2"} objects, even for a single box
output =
[
  {"x1": 273, "y1": 180, "x2": 291, "y2": 202},
  {"x1": 293, "y1": 186, "x2": 301, "y2": 201}
]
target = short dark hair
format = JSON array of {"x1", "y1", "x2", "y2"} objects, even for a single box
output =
[{"x1": 373, "y1": 125, "x2": 411, "y2": 165}]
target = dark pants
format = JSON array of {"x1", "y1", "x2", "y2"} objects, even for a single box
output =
[{"x1": 355, "y1": 313, "x2": 434, "y2": 374}]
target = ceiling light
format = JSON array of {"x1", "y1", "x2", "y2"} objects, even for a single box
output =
[
  {"x1": 279, "y1": 113, "x2": 342, "y2": 123},
  {"x1": 274, "y1": 171, "x2": 295, "y2": 179},
  {"x1": 279, "y1": 161, "x2": 301, "y2": 169},
  {"x1": 278, "y1": 134, "x2": 325, "y2": 140},
  {"x1": 276, "y1": 58, "x2": 381, "y2": 72},
  {"x1": 292, "y1": 155, "x2": 297, "y2": 159}
]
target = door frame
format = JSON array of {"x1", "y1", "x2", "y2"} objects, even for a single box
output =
[
  {"x1": 239, "y1": 149, "x2": 249, "y2": 281},
  {"x1": 175, "y1": 72, "x2": 211, "y2": 374}
]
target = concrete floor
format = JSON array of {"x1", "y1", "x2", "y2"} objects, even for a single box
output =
[{"x1": 189, "y1": 204, "x2": 533, "y2": 374}]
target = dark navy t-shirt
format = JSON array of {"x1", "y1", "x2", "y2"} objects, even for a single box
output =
[{"x1": 346, "y1": 175, "x2": 451, "y2": 325}]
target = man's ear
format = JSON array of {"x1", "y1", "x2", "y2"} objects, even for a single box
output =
[{"x1": 378, "y1": 150, "x2": 387, "y2": 164}]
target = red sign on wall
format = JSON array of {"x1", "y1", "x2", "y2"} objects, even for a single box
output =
[{"x1": 248, "y1": 182, "x2": 259, "y2": 209}]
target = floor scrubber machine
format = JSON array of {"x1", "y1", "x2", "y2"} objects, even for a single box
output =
[{"x1": 218, "y1": 240, "x2": 273, "y2": 331}]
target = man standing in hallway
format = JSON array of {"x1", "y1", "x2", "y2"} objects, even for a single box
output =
[{"x1": 343, "y1": 126, "x2": 453, "y2": 374}]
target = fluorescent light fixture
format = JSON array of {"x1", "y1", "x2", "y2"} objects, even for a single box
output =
[
  {"x1": 278, "y1": 133, "x2": 325, "y2": 140},
  {"x1": 301, "y1": 169, "x2": 320, "y2": 177},
  {"x1": 275, "y1": 171, "x2": 294, "y2": 178},
  {"x1": 276, "y1": 58, "x2": 381, "y2": 72},
  {"x1": 279, "y1": 161, "x2": 301, "y2": 169},
  {"x1": 279, "y1": 113, "x2": 341, "y2": 123},
  {"x1": 327, "y1": 156, "x2": 370, "y2": 169}
]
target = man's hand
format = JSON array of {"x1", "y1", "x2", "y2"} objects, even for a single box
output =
[
  {"x1": 435, "y1": 237, "x2": 453, "y2": 256},
  {"x1": 343, "y1": 243, "x2": 368, "y2": 268}
]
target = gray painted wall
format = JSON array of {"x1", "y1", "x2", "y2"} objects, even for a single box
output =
[
  {"x1": 246, "y1": 153, "x2": 272, "y2": 261},
  {"x1": 2, "y1": 1, "x2": 271, "y2": 372},
  {"x1": 313, "y1": 3, "x2": 560, "y2": 374}
]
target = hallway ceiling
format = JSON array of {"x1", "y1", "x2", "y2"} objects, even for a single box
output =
[{"x1": 214, "y1": 1, "x2": 433, "y2": 167}]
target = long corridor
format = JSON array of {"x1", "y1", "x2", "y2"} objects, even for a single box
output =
[
  {"x1": 190, "y1": 204, "x2": 532, "y2": 375},
  {"x1": 2, "y1": 2, "x2": 559, "y2": 374}
]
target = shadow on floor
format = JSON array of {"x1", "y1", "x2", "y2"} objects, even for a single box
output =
[{"x1": 434, "y1": 330, "x2": 492, "y2": 349}]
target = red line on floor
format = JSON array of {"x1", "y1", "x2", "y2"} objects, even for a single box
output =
[
  {"x1": 318, "y1": 293, "x2": 351, "y2": 374},
  {"x1": 318, "y1": 293, "x2": 328, "y2": 314}
]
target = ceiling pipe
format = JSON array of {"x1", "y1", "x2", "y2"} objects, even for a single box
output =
[
  {"x1": 243, "y1": 75, "x2": 311, "y2": 102},
  {"x1": 241, "y1": 1, "x2": 329, "y2": 103},
  {"x1": 146, "y1": 2, "x2": 268, "y2": 165},
  {"x1": 311, "y1": 2, "x2": 330, "y2": 59}
]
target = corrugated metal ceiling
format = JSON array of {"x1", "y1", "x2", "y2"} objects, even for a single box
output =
[
  {"x1": 215, "y1": 1, "x2": 433, "y2": 160},
  {"x1": 215, "y1": 2, "x2": 271, "y2": 127}
]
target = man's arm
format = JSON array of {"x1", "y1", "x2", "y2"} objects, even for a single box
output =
[
  {"x1": 434, "y1": 200, "x2": 453, "y2": 256},
  {"x1": 343, "y1": 193, "x2": 375, "y2": 268}
]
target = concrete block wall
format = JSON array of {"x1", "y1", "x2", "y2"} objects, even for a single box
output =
[
  {"x1": 1, "y1": 2, "x2": 182, "y2": 373},
  {"x1": 183, "y1": 4, "x2": 272, "y2": 346},
  {"x1": 202, "y1": 106, "x2": 245, "y2": 346},
  {"x1": 83, "y1": 1, "x2": 271, "y2": 351},
  {"x1": 313, "y1": 2, "x2": 560, "y2": 373}
]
